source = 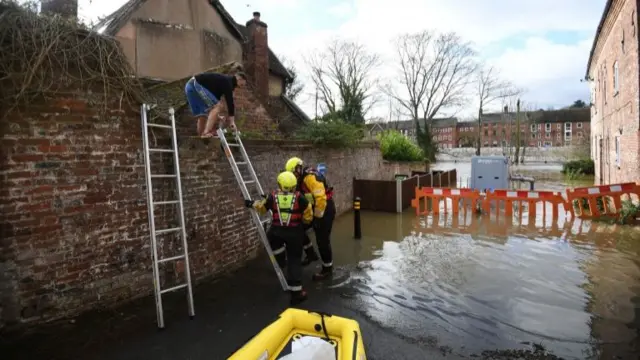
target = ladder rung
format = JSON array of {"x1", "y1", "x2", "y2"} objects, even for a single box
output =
[
  {"x1": 151, "y1": 174, "x2": 176, "y2": 178},
  {"x1": 154, "y1": 200, "x2": 179, "y2": 205},
  {"x1": 160, "y1": 283, "x2": 188, "y2": 295},
  {"x1": 148, "y1": 123, "x2": 172, "y2": 129},
  {"x1": 158, "y1": 254, "x2": 186, "y2": 263},
  {"x1": 244, "y1": 180, "x2": 256, "y2": 185},
  {"x1": 237, "y1": 161, "x2": 247, "y2": 165},
  {"x1": 228, "y1": 143, "x2": 240, "y2": 147},
  {"x1": 155, "y1": 227, "x2": 181, "y2": 235},
  {"x1": 149, "y1": 148, "x2": 174, "y2": 153}
]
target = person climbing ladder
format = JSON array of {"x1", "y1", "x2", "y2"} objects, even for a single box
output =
[{"x1": 184, "y1": 71, "x2": 247, "y2": 138}]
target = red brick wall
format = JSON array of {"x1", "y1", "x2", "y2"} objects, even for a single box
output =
[
  {"x1": 589, "y1": 0, "x2": 640, "y2": 184},
  {"x1": 0, "y1": 90, "x2": 383, "y2": 329}
]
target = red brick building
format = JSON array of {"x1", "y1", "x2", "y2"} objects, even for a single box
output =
[
  {"x1": 368, "y1": 108, "x2": 590, "y2": 149},
  {"x1": 586, "y1": 0, "x2": 640, "y2": 185}
]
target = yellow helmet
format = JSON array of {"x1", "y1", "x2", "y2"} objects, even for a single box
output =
[
  {"x1": 277, "y1": 171, "x2": 298, "y2": 191},
  {"x1": 284, "y1": 157, "x2": 304, "y2": 173}
]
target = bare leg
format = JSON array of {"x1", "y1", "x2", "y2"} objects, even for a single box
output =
[
  {"x1": 196, "y1": 117, "x2": 206, "y2": 136},
  {"x1": 202, "y1": 107, "x2": 220, "y2": 137}
]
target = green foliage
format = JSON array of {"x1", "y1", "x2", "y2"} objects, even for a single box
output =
[
  {"x1": 562, "y1": 159, "x2": 594, "y2": 176},
  {"x1": 415, "y1": 122, "x2": 438, "y2": 162},
  {"x1": 619, "y1": 200, "x2": 640, "y2": 224},
  {"x1": 378, "y1": 130, "x2": 424, "y2": 161},
  {"x1": 295, "y1": 120, "x2": 364, "y2": 148}
]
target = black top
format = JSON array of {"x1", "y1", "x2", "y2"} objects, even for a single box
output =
[{"x1": 194, "y1": 73, "x2": 237, "y2": 116}]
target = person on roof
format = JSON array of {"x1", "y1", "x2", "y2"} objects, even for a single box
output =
[
  {"x1": 245, "y1": 171, "x2": 313, "y2": 305},
  {"x1": 284, "y1": 157, "x2": 336, "y2": 281},
  {"x1": 184, "y1": 71, "x2": 247, "y2": 138}
]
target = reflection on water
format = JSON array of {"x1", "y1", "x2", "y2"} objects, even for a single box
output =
[{"x1": 331, "y1": 210, "x2": 640, "y2": 359}]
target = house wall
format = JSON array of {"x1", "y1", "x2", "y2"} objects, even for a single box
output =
[
  {"x1": 588, "y1": 0, "x2": 640, "y2": 185},
  {"x1": 0, "y1": 87, "x2": 386, "y2": 329},
  {"x1": 269, "y1": 74, "x2": 284, "y2": 96},
  {"x1": 117, "y1": 0, "x2": 243, "y2": 80}
]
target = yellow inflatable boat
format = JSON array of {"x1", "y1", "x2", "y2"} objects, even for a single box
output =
[{"x1": 228, "y1": 308, "x2": 367, "y2": 360}]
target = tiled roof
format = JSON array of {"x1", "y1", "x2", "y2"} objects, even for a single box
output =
[
  {"x1": 93, "y1": 0, "x2": 291, "y2": 81},
  {"x1": 481, "y1": 108, "x2": 589, "y2": 124}
]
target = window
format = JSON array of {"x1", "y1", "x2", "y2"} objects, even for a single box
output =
[
  {"x1": 545, "y1": 123, "x2": 551, "y2": 132},
  {"x1": 615, "y1": 136, "x2": 620, "y2": 167},
  {"x1": 545, "y1": 132, "x2": 551, "y2": 139},
  {"x1": 613, "y1": 61, "x2": 619, "y2": 94},
  {"x1": 565, "y1": 131, "x2": 571, "y2": 139},
  {"x1": 564, "y1": 122, "x2": 572, "y2": 131},
  {"x1": 537, "y1": 124, "x2": 542, "y2": 130},
  {"x1": 530, "y1": 124, "x2": 536, "y2": 132},
  {"x1": 448, "y1": 135, "x2": 452, "y2": 141},
  {"x1": 544, "y1": 141, "x2": 552, "y2": 147},
  {"x1": 537, "y1": 141, "x2": 542, "y2": 147},
  {"x1": 556, "y1": 123, "x2": 561, "y2": 130},
  {"x1": 484, "y1": 130, "x2": 488, "y2": 136},
  {"x1": 577, "y1": 132, "x2": 583, "y2": 138},
  {"x1": 531, "y1": 133, "x2": 536, "y2": 139},
  {"x1": 556, "y1": 133, "x2": 561, "y2": 139},
  {"x1": 577, "y1": 122, "x2": 583, "y2": 129}
]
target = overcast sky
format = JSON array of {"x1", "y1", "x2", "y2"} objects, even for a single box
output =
[{"x1": 70, "y1": 0, "x2": 603, "y2": 120}]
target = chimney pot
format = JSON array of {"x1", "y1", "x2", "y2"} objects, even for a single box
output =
[
  {"x1": 503, "y1": 105, "x2": 508, "y2": 113},
  {"x1": 253, "y1": 11, "x2": 260, "y2": 21}
]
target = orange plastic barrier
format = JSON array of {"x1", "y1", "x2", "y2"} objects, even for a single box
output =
[
  {"x1": 566, "y1": 182, "x2": 640, "y2": 219},
  {"x1": 411, "y1": 187, "x2": 481, "y2": 215},
  {"x1": 484, "y1": 189, "x2": 568, "y2": 220}
]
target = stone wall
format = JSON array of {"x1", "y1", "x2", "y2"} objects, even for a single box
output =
[
  {"x1": 436, "y1": 146, "x2": 590, "y2": 163},
  {"x1": 0, "y1": 90, "x2": 385, "y2": 329}
]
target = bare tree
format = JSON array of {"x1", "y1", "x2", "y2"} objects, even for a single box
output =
[
  {"x1": 475, "y1": 64, "x2": 520, "y2": 155},
  {"x1": 305, "y1": 39, "x2": 381, "y2": 124},
  {"x1": 279, "y1": 55, "x2": 304, "y2": 101},
  {"x1": 384, "y1": 30, "x2": 477, "y2": 159}
]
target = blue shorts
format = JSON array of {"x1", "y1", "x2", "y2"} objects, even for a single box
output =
[{"x1": 184, "y1": 77, "x2": 219, "y2": 117}]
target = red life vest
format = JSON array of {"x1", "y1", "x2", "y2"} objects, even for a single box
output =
[
  {"x1": 269, "y1": 190, "x2": 304, "y2": 227},
  {"x1": 298, "y1": 167, "x2": 334, "y2": 201}
]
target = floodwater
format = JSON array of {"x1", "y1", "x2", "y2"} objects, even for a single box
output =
[
  {"x1": 4, "y1": 162, "x2": 640, "y2": 360},
  {"x1": 326, "y1": 162, "x2": 640, "y2": 359}
]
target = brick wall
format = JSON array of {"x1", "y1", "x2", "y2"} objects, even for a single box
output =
[
  {"x1": 0, "y1": 91, "x2": 383, "y2": 329},
  {"x1": 589, "y1": 0, "x2": 640, "y2": 185}
]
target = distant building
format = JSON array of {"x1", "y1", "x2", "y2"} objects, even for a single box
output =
[
  {"x1": 586, "y1": 0, "x2": 640, "y2": 185},
  {"x1": 366, "y1": 107, "x2": 590, "y2": 150}
]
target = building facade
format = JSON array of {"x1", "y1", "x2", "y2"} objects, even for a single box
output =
[
  {"x1": 586, "y1": 0, "x2": 640, "y2": 185},
  {"x1": 367, "y1": 107, "x2": 590, "y2": 150}
]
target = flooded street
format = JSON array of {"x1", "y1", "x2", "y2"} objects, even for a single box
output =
[
  {"x1": 3, "y1": 163, "x2": 640, "y2": 360},
  {"x1": 327, "y1": 162, "x2": 640, "y2": 359}
]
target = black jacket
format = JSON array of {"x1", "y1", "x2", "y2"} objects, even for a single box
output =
[{"x1": 194, "y1": 73, "x2": 237, "y2": 116}]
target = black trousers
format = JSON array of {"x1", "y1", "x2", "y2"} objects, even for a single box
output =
[
  {"x1": 314, "y1": 199, "x2": 336, "y2": 268},
  {"x1": 267, "y1": 225, "x2": 304, "y2": 291}
]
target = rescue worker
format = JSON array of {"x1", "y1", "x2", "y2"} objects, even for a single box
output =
[
  {"x1": 245, "y1": 171, "x2": 312, "y2": 305},
  {"x1": 284, "y1": 157, "x2": 336, "y2": 281}
]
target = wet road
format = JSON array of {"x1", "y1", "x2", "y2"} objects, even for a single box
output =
[{"x1": 3, "y1": 163, "x2": 640, "y2": 359}]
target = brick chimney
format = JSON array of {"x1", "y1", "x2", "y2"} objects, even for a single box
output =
[
  {"x1": 244, "y1": 11, "x2": 269, "y2": 102},
  {"x1": 41, "y1": 0, "x2": 78, "y2": 19}
]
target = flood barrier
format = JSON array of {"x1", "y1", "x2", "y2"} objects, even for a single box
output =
[
  {"x1": 411, "y1": 182, "x2": 640, "y2": 221},
  {"x1": 566, "y1": 183, "x2": 640, "y2": 219}
]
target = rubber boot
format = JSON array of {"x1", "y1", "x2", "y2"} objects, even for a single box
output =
[
  {"x1": 312, "y1": 266, "x2": 333, "y2": 281},
  {"x1": 290, "y1": 289, "x2": 308, "y2": 305},
  {"x1": 301, "y1": 249, "x2": 319, "y2": 267}
]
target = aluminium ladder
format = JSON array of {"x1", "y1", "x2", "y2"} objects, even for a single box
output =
[
  {"x1": 216, "y1": 128, "x2": 289, "y2": 291},
  {"x1": 141, "y1": 104, "x2": 195, "y2": 329}
]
